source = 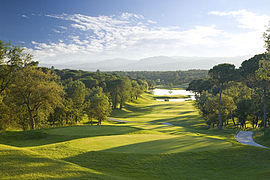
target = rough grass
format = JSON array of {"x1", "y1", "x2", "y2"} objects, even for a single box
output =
[
  {"x1": 253, "y1": 129, "x2": 270, "y2": 147},
  {"x1": 1, "y1": 93, "x2": 270, "y2": 179}
]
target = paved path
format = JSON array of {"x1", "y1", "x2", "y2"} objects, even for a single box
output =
[
  {"x1": 235, "y1": 131, "x2": 267, "y2": 148},
  {"x1": 110, "y1": 119, "x2": 266, "y2": 148}
]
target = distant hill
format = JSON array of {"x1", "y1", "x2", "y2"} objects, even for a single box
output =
[{"x1": 40, "y1": 55, "x2": 252, "y2": 71}]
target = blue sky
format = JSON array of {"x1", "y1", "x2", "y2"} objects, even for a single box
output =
[{"x1": 1, "y1": 0, "x2": 270, "y2": 64}]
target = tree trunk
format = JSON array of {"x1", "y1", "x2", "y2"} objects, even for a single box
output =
[
  {"x1": 28, "y1": 110, "x2": 35, "y2": 130},
  {"x1": 66, "y1": 113, "x2": 69, "y2": 124},
  {"x1": 113, "y1": 95, "x2": 118, "y2": 109},
  {"x1": 255, "y1": 116, "x2": 258, "y2": 128},
  {"x1": 232, "y1": 116, "x2": 236, "y2": 126},
  {"x1": 218, "y1": 87, "x2": 222, "y2": 129},
  {"x1": 263, "y1": 86, "x2": 267, "y2": 128},
  {"x1": 120, "y1": 102, "x2": 123, "y2": 109}
]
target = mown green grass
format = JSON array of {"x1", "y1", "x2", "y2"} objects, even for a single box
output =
[
  {"x1": 65, "y1": 146, "x2": 270, "y2": 180},
  {"x1": 30, "y1": 134, "x2": 231, "y2": 160},
  {"x1": 253, "y1": 129, "x2": 270, "y2": 147},
  {"x1": 0, "y1": 144, "x2": 120, "y2": 179},
  {"x1": 111, "y1": 93, "x2": 237, "y2": 138},
  {"x1": 0, "y1": 125, "x2": 138, "y2": 147},
  {"x1": 1, "y1": 92, "x2": 270, "y2": 179}
]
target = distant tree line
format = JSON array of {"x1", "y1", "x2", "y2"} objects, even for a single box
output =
[
  {"x1": 112, "y1": 70, "x2": 208, "y2": 88},
  {"x1": 187, "y1": 26, "x2": 270, "y2": 129}
]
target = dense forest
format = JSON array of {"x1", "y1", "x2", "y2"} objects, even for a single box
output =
[
  {"x1": 112, "y1": 70, "x2": 208, "y2": 88},
  {"x1": 0, "y1": 41, "x2": 207, "y2": 131},
  {"x1": 187, "y1": 26, "x2": 270, "y2": 129}
]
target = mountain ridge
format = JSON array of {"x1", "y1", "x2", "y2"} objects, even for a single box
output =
[{"x1": 40, "y1": 55, "x2": 252, "y2": 71}]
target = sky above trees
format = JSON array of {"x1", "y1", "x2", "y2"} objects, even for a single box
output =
[{"x1": 1, "y1": 0, "x2": 270, "y2": 64}]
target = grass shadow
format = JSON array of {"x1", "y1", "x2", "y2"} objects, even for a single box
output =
[{"x1": 0, "y1": 125, "x2": 139, "y2": 147}]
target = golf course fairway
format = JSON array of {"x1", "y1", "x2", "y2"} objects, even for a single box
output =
[{"x1": 1, "y1": 93, "x2": 270, "y2": 179}]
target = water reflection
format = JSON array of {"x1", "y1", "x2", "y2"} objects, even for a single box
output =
[{"x1": 152, "y1": 89, "x2": 195, "y2": 102}]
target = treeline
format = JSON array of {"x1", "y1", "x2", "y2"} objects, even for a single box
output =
[
  {"x1": 187, "y1": 27, "x2": 270, "y2": 129},
  {"x1": 112, "y1": 70, "x2": 208, "y2": 88},
  {"x1": 0, "y1": 41, "x2": 148, "y2": 130}
]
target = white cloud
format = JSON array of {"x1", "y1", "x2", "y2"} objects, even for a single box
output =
[
  {"x1": 121, "y1": 12, "x2": 144, "y2": 20},
  {"x1": 52, "y1": 29, "x2": 62, "y2": 33},
  {"x1": 29, "y1": 10, "x2": 269, "y2": 64},
  {"x1": 147, "y1": 20, "x2": 157, "y2": 24},
  {"x1": 58, "y1": 26, "x2": 67, "y2": 30},
  {"x1": 22, "y1": 14, "x2": 29, "y2": 19},
  {"x1": 209, "y1": 9, "x2": 270, "y2": 31}
]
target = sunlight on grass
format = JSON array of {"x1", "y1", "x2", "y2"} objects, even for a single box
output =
[
  {"x1": 30, "y1": 133, "x2": 232, "y2": 160},
  {"x1": 0, "y1": 144, "x2": 114, "y2": 180},
  {"x1": 0, "y1": 92, "x2": 247, "y2": 180}
]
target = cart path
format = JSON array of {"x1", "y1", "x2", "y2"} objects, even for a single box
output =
[{"x1": 235, "y1": 131, "x2": 267, "y2": 148}]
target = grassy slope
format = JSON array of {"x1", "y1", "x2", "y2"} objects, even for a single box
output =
[
  {"x1": 254, "y1": 129, "x2": 270, "y2": 147},
  {"x1": 1, "y1": 93, "x2": 270, "y2": 179},
  {"x1": 0, "y1": 144, "x2": 119, "y2": 179}
]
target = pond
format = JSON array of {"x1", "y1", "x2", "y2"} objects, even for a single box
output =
[{"x1": 151, "y1": 89, "x2": 195, "y2": 102}]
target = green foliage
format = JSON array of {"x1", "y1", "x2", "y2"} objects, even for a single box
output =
[
  {"x1": 113, "y1": 70, "x2": 208, "y2": 87},
  {"x1": 208, "y1": 63, "x2": 237, "y2": 129},
  {"x1": 256, "y1": 60, "x2": 270, "y2": 81},
  {"x1": 187, "y1": 79, "x2": 212, "y2": 94},
  {"x1": 86, "y1": 87, "x2": 112, "y2": 125},
  {"x1": 209, "y1": 63, "x2": 236, "y2": 85},
  {"x1": 8, "y1": 67, "x2": 64, "y2": 130},
  {"x1": 131, "y1": 80, "x2": 143, "y2": 100},
  {"x1": 0, "y1": 40, "x2": 37, "y2": 95},
  {"x1": 66, "y1": 80, "x2": 87, "y2": 123},
  {"x1": 263, "y1": 24, "x2": 270, "y2": 53}
]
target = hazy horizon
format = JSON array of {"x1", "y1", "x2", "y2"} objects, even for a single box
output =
[{"x1": 39, "y1": 54, "x2": 252, "y2": 71}]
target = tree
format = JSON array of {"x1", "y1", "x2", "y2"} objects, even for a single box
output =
[
  {"x1": 235, "y1": 99, "x2": 254, "y2": 128},
  {"x1": 0, "y1": 41, "x2": 36, "y2": 95},
  {"x1": 208, "y1": 63, "x2": 237, "y2": 129},
  {"x1": 86, "y1": 87, "x2": 111, "y2": 125},
  {"x1": 187, "y1": 79, "x2": 212, "y2": 95},
  {"x1": 0, "y1": 41, "x2": 39, "y2": 130},
  {"x1": 66, "y1": 80, "x2": 87, "y2": 123},
  {"x1": 107, "y1": 77, "x2": 131, "y2": 109},
  {"x1": 10, "y1": 67, "x2": 64, "y2": 129},
  {"x1": 137, "y1": 79, "x2": 148, "y2": 92},
  {"x1": 256, "y1": 60, "x2": 270, "y2": 128},
  {"x1": 119, "y1": 77, "x2": 131, "y2": 109},
  {"x1": 131, "y1": 80, "x2": 143, "y2": 100},
  {"x1": 205, "y1": 94, "x2": 236, "y2": 128},
  {"x1": 148, "y1": 80, "x2": 156, "y2": 89},
  {"x1": 194, "y1": 91, "x2": 213, "y2": 123},
  {"x1": 223, "y1": 82, "x2": 253, "y2": 126},
  {"x1": 107, "y1": 78, "x2": 121, "y2": 109}
]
